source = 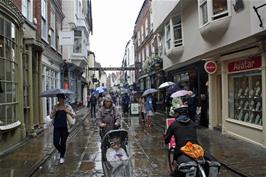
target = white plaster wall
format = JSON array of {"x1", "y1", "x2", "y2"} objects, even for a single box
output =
[
  {"x1": 152, "y1": 0, "x2": 180, "y2": 31},
  {"x1": 161, "y1": 0, "x2": 265, "y2": 70},
  {"x1": 62, "y1": 0, "x2": 75, "y2": 30}
]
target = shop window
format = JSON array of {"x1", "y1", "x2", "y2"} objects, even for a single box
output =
[{"x1": 228, "y1": 71, "x2": 262, "y2": 126}]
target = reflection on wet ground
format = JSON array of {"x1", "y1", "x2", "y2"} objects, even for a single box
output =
[{"x1": 4, "y1": 112, "x2": 240, "y2": 177}]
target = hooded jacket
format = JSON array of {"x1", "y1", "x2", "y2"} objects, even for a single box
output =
[
  {"x1": 165, "y1": 114, "x2": 198, "y2": 156},
  {"x1": 97, "y1": 97, "x2": 121, "y2": 137}
]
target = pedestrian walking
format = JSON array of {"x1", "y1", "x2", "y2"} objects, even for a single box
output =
[
  {"x1": 50, "y1": 94, "x2": 75, "y2": 164},
  {"x1": 122, "y1": 93, "x2": 130, "y2": 116},
  {"x1": 144, "y1": 94, "x2": 154, "y2": 127},
  {"x1": 97, "y1": 94, "x2": 121, "y2": 138},
  {"x1": 139, "y1": 96, "x2": 145, "y2": 123},
  {"x1": 90, "y1": 93, "x2": 97, "y2": 118}
]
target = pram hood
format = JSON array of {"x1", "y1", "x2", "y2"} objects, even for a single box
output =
[
  {"x1": 101, "y1": 129, "x2": 128, "y2": 161},
  {"x1": 101, "y1": 129, "x2": 132, "y2": 177}
]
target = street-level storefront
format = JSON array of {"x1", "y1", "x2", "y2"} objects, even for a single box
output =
[
  {"x1": 0, "y1": 0, "x2": 25, "y2": 154},
  {"x1": 41, "y1": 59, "x2": 60, "y2": 119},
  {"x1": 208, "y1": 47, "x2": 266, "y2": 147},
  {"x1": 168, "y1": 60, "x2": 209, "y2": 127}
]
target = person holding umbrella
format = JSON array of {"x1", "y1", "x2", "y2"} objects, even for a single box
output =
[
  {"x1": 144, "y1": 93, "x2": 154, "y2": 127},
  {"x1": 50, "y1": 94, "x2": 75, "y2": 164}
]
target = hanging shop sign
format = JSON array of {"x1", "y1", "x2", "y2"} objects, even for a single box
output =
[
  {"x1": 204, "y1": 61, "x2": 217, "y2": 74},
  {"x1": 228, "y1": 55, "x2": 261, "y2": 73}
]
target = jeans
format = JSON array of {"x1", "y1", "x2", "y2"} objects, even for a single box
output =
[
  {"x1": 53, "y1": 128, "x2": 69, "y2": 158},
  {"x1": 91, "y1": 105, "x2": 96, "y2": 118}
]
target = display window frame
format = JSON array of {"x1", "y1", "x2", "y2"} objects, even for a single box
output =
[{"x1": 227, "y1": 56, "x2": 263, "y2": 128}]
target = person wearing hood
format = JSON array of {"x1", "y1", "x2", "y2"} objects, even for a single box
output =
[
  {"x1": 97, "y1": 94, "x2": 121, "y2": 138},
  {"x1": 165, "y1": 95, "x2": 198, "y2": 163}
]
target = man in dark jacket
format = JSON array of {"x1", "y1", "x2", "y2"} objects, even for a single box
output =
[{"x1": 90, "y1": 93, "x2": 97, "y2": 118}]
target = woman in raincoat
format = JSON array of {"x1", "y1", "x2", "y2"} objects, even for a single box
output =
[{"x1": 97, "y1": 94, "x2": 122, "y2": 138}]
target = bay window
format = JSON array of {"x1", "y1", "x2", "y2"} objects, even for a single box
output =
[
  {"x1": 73, "y1": 30, "x2": 82, "y2": 53},
  {"x1": 172, "y1": 16, "x2": 182, "y2": 47},
  {"x1": 165, "y1": 23, "x2": 171, "y2": 50},
  {"x1": 0, "y1": 16, "x2": 18, "y2": 126},
  {"x1": 199, "y1": 0, "x2": 229, "y2": 26}
]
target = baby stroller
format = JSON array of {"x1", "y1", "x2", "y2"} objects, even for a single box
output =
[{"x1": 101, "y1": 129, "x2": 132, "y2": 177}]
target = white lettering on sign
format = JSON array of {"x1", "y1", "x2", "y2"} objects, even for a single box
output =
[{"x1": 232, "y1": 60, "x2": 255, "y2": 71}]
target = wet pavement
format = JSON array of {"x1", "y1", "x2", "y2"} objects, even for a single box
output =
[{"x1": 1, "y1": 107, "x2": 266, "y2": 177}]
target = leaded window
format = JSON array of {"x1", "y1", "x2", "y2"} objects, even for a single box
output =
[{"x1": 0, "y1": 16, "x2": 18, "y2": 126}]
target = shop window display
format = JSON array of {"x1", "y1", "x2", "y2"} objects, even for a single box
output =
[{"x1": 228, "y1": 71, "x2": 262, "y2": 126}]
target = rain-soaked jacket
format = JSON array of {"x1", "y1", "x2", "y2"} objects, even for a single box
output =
[
  {"x1": 165, "y1": 114, "x2": 198, "y2": 157},
  {"x1": 97, "y1": 106, "x2": 121, "y2": 137}
]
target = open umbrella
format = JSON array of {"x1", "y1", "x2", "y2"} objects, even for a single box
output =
[
  {"x1": 95, "y1": 87, "x2": 105, "y2": 94},
  {"x1": 158, "y1": 81, "x2": 176, "y2": 89},
  {"x1": 142, "y1": 88, "x2": 158, "y2": 97},
  {"x1": 170, "y1": 90, "x2": 190, "y2": 98},
  {"x1": 40, "y1": 88, "x2": 74, "y2": 97}
]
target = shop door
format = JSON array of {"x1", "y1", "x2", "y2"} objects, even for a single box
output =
[{"x1": 216, "y1": 75, "x2": 222, "y2": 129}]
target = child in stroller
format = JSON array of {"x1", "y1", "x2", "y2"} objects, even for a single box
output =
[{"x1": 101, "y1": 129, "x2": 132, "y2": 177}]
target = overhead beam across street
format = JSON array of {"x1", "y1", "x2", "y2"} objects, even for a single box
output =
[{"x1": 88, "y1": 67, "x2": 135, "y2": 71}]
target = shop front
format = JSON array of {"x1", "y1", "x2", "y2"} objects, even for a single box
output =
[
  {"x1": 209, "y1": 50, "x2": 266, "y2": 147},
  {"x1": 0, "y1": 0, "x2": 25, "y2": 153},
  {"x1": 168, "y1": 60, "x2": 209, "y2": 126}
]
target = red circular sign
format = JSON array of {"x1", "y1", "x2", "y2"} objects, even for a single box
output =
[{"x1": 204, "y1": 61, "x2": 217, "y2": 74}]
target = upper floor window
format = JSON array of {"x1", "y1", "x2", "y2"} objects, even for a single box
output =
[
  {"x1": 141, "y1": 25, "x2": 145, "y2": 42},
  {"x1": 137, "y1": 31, "x2": 140, "y2": 46},
  {"x1": 212, "y1": 0, "x2": 228, "y2": 19},
  {"x1": 50, "y1": 6, "x2": 56, "y2": 48},
  {"x1": 73, "y1": 30, "x2": 82, "y2": 53},
  {"x1": 172, "y1": 16, "x2": 182, "y2": 47},
  {"x1": 146, "y1": 44, "x2": 150, "y2": 58},
  {"x1": 165, "y1": 23, "x2": 171, "y2": 50},
  {"x1": 145, "y1": 18, "x2": 149, "y2": 37},
  {"x1": 41, "y1": 0, "x2": 48, "y2": 40},
  {"x1": 22, "y1": 0, "x2": 32, "y2": 21},
  {"x1": 199, "y1": 0, "x2": 229, "y2": 26}
]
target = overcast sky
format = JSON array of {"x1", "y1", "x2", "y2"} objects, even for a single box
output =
[{"x1": 90, "y1": 0, "x2": 144, "y2": 68}]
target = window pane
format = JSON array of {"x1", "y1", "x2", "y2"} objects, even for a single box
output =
[
  {"x1": 213, "y1": 0, "x2": 227, "y2": 15},
  {"x1": 5, "y1": 20, "x2": 11, "y2": 39},
  {"x1": 0, "y1": 17, "x2": 4, "y2": 36},
  {"x1": 6, "y1": 60, "x2": 12, "y2": 81},
  {"x1": 5, "y1": 39, "x2": 11, "y2": 60},
  {"x1": 11, "y1": 23, "x2": 15, "y2": 40},
  {"x1": 201, "y1": 2, "x2": 208, "y2": 24},
  {"x1": 0, "y1": 105, "x2": 5, "y2": 124},
  {"x1": 0, "y1": 36, "x2": 4, "y2": 58},
  {"x1": 6, "y1": 82, "x2": 12, "y2": 102},
  {"x1": 6, "y1": 105, "x2": 12, "y2": 123},
  {"x1": 0, "y1": 82, "x2": 5, "y2": 103},
  {"x1": 0, "y1": 59, "x2": 5, "y2": 80},
  {"x1": 228, "y1": 71, "x2": 262, "y2": 126}
]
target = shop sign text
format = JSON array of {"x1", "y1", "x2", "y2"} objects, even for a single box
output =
[{"x1": 228, "y1": 56, "x2": 261, "y2": 73}]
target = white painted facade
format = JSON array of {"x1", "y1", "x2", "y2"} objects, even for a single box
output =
[{"x1": 151, "y1": 0, "x2": 266, "y2": 147}]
